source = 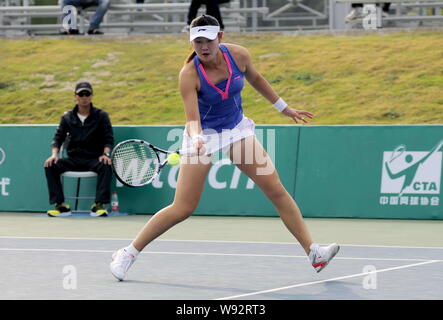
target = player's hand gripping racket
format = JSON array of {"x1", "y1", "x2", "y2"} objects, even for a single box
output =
[{"x1": 111, "y1": 139, "x2": 195, "y2": 187}]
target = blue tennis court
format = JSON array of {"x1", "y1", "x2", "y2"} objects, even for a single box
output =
[{"x1": 0, "y1": 235, "x2": 441, "y2": 300}]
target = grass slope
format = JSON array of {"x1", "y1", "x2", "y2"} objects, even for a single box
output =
[{"x1": 0, "y1": 30, "x2": 442, "y2": 125}]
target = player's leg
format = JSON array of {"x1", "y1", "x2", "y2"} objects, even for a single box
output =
[
  {"x1": 132, "y1": 154, "x2": 213, "y2": 251},
  {"x1": 228, "y1": 136, "x2": 314, "y2": 254},
  {"x1": 229, "y1": 136, "x2": 339, "y2": 272},
  {"x1": 110, "y1": 155, "x2": 212, "y2": 280}
]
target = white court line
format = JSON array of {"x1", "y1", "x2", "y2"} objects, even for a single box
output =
[
  {"x1": 0, "y1": 247, "x2": 440, "y2": 262},
  {"x1": 0, "y1": 236, "x2": 133, "y2": 241},
  {"x1": 1, "y1": 236, "x2": 443, "y2": 249},
  {"x1": 215, "y1": 260, "x2": 441, "y2": 300}
]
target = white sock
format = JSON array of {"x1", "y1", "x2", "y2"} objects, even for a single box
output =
[
  {"x1": 309, "y1": 243, "x2": 319, "y2": 256},
  {"x1": 124, "y1": 244, "x2": 140, "y2": 256}
]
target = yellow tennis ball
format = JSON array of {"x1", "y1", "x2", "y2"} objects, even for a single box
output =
[{"x1": 167, "y1": 153, "x2": 180, "y2": 166}]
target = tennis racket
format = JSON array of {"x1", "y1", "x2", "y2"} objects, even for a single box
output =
[{"x1": 111, "y1": 139, "x2": 195, "y2": 187}]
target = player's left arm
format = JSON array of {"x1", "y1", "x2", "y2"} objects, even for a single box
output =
[
  {"x1": 234, "y1": 44, "x2": 314, "y2": 123},
  {"x1": 237, "y1": 45, "x2": 279, "y2": 104}
]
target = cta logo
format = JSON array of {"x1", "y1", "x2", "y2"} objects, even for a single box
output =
[
  {"x1": 0, "y1": 147, "x2": 11, "y2": 196},
  {"x1": 379, "y1": 141, "x2": 442, "y2": 207}
]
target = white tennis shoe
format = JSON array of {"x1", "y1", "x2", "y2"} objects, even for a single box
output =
[
  {"x1": 309, "y1": 243, "x2": 340, "y2": 273},
  {"x1": 110, "y1": 248, "x2": 137, "y2": 281}
]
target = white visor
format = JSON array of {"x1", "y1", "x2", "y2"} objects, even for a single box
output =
[{"x1": 190, "y1": 25, "x2": 220, "y2": 41}]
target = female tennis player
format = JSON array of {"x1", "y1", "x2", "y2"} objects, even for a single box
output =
[{"x1": 110, "y1": 15, "x2": 339, "y2": 281}]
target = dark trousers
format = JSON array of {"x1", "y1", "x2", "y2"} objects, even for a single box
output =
[
  {"x1": 352, "y1": 2, "x2": 391, "y2": 12},
  {"x1": 45, "y1": 157, "x2": 112, "y2": 205},
  {"x1": 187, "y1": 0, "x2": 225, "y2": 30}
]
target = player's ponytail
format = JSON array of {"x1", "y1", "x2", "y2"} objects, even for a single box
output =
[{"x1": 185, "y1": 51, "x2": 197, "y2": 64}]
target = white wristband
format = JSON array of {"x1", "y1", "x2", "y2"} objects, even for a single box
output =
[{"x1": 273, "y1": 98, "x2": 288, "y2": 112}]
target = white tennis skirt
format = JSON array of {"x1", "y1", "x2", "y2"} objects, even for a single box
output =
[{"x1": 181, "y1": 116, "x2": 256, "y2": 156}]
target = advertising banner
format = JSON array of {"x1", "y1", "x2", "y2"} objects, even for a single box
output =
[
  {"x1": 295, "y1": 125, "x2": 442, "y2": 219},
  {"x1": 0, "y1": 125, "x2": 441, "y2": 219}
]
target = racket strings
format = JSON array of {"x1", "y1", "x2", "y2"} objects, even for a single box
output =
[{"x1": 113, "y1": 142, "x2": 158, "y2": 186}]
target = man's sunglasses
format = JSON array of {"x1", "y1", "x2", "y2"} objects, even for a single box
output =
[{"x1": 77, "y1": 91, "x2": 92, "y2": 97}]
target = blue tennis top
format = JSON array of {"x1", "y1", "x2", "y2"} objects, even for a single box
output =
[{"x1": 193, "y1": 44, "x2": 245, "y2": 133}]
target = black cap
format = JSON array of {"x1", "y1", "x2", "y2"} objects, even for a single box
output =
[{"x1": 75, "y1": 82, "x2": 93, "y2": 94}]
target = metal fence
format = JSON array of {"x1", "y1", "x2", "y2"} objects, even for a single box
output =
[{"x1": 1, "y1": 0, "x2": 443, "y2": 36}]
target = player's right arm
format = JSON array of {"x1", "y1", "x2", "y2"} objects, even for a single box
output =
[{"x1": 179, "y1": 63, "x2": 205, "y2": 155}]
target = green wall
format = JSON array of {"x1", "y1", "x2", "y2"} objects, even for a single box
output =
[{"x1": 0, "y1": 124, "x2": 441, "y2": 219}]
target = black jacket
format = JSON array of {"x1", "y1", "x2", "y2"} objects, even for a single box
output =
[{"x1": 52, "y1": 104, "x2": 114, "y2": 159}]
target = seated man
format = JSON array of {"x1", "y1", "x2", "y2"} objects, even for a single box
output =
[
  {"x1": 61, "y1": 0, "x2": 110, "y2": 34},
  {"x1": 44, "y1": 82, "x2": 114, "y2": 217}
]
